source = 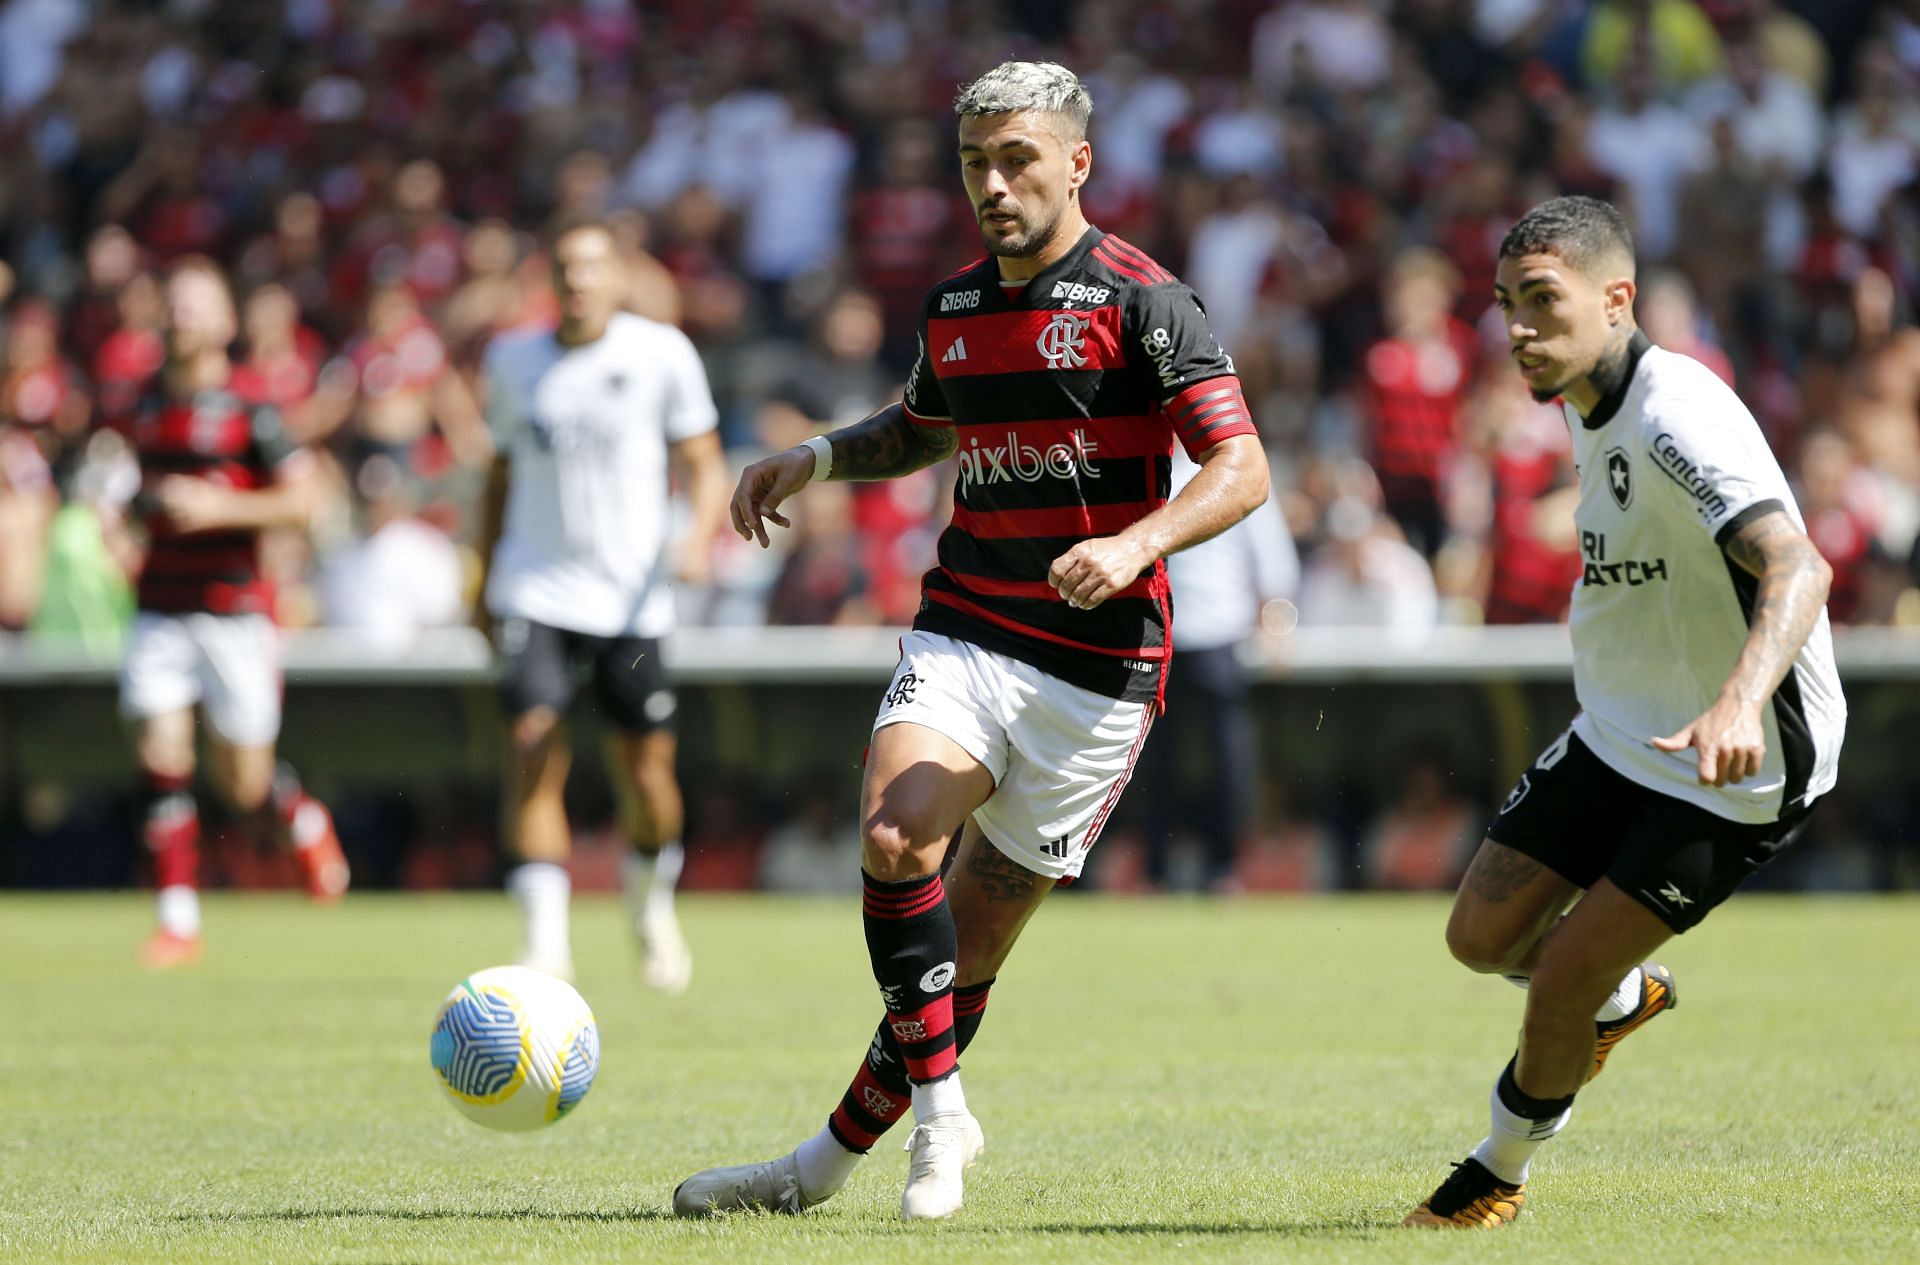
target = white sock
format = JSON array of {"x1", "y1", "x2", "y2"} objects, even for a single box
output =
[
  {"x1": 911, "y1": 1072, "x2": 967, "y2": 1122},
  {"x1": 509, "y1": 862, "x2": 571, "y2": 965},
  {"x1": 794, "y1": 1126, "x2": 862, "y2": 1200},
  {"x1": 1593, "y1": 966, "x2": 1643, "y2": 1022},
  {"x1": 1469, "y1": 1073, "x2": 1572, "y2": 1184},
  {"x1": 1498, "y1": 966, "x2": 1642, "y2": 1023},
  {"x1": 622, "y1": 842, "x2": 683, "y2": 928},
  {"x1": 157, "y1": 885, "x2": 200, "y2": 937}
]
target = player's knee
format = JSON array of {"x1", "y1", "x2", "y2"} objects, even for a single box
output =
[
  {"x1": 860, "y1": 814, "x2": 942, "y2": 881},
  {"x1": 510, "y1": 706, "x2": 560, "y2": 755},
  {"x1": 135, "y1": 721, "x2": 195, "y2": 779},
  {"x1": 1446, "y1": 918, "x2": 1525, "y2": 975},
  {"x1": 138, "y1": 746, "x2": 195, "y2": 782}
]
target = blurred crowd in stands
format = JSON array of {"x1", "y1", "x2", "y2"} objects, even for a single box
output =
[{"x1": 2, "y1": 0, "x2": 1917, "y2": 890}]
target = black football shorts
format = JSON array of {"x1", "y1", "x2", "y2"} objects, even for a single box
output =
[
  {"x1": 494, "y1": 618, "x2": 676, "y2": 735},
  {"x1": 1487, "y1": 727, "x2": 1811, "y2": 933}
]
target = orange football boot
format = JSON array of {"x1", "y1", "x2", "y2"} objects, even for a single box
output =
[
  {"x1": 1589, "y1": 961, "x2": 1676, "y2": 1082},
  {"x1": 1404, "y1": 1158, "x2": 1525, "y2": 1228}
]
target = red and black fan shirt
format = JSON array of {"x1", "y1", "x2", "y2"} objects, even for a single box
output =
[
  {"x1": 903, "y1": 228, "x2": 1259, "y2": 704},
  {"x1": 118, "y1": 383, "x2": 307, "y2": 616}
]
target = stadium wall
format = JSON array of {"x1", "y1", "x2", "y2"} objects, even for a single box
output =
[{"x1": 1, "y1": 628, "x2": 1914, "y2": 891}]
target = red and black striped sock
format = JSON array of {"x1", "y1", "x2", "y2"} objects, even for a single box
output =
[
  {"x1": 141, "y1": 770, "x2": 199, "y2": 890},
  {"x1": 952, "y1": 977, "x2": 993, "y2": 1049},
  {"x1": 862, "y1": 870, "x2": 958, "y2": 1080},
  {"x1": 828, "y1": 977, "x2": 995, "y2": 1153}
]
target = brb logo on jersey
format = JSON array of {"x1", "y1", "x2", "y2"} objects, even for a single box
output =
[
  {"x1": 940, "y1": 290, "x2": 981, "y2": 312},
  {"x1": 957, "y1": 428, "x2": 1102, "y2": 490},
  {"x1": 1036, "y1": 312, "x2": 1089, "y2": 369},
  {"x1": 1051, "y1": 280, "x2": 1111, "y2": 305}
]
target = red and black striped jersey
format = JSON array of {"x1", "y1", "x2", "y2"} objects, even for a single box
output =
[
  {"x1": 1485, "y1": 437, "x2": 1580, "y2": 625},
  {"x1": 1361, "y1": 319, "x2": 1475, "y2": 484},
  {"x1": 902, "y1": 227, "x2": 1259, "y2": 703},
  {"x1": 118, "y1": 382, "x2": 305, "y2": 617}
]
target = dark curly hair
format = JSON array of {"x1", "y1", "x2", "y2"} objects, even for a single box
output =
[{"x1": 1499, "y1": 196, "x2": 1635, "y2": 276}]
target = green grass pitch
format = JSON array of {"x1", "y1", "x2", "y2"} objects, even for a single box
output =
[{"x1": 2, "y1": 892, "x2": 1915, "y2": 1263}]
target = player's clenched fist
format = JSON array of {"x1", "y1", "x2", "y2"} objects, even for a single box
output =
[
  {"x1": 730, "y1": 447, "x2": 816, "y2": 548},
  {"x1": 1048, "y1": 536, "x2": 1154, "y2": 610}
]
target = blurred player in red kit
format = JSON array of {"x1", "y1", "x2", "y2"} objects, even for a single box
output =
[{"x1": 114, "y1": 257, "x2": 349, "y2": 968}]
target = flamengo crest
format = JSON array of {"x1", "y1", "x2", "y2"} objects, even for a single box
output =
[{"x1": 1036, "y1": 312, "x2": 1089, "y2": 369}]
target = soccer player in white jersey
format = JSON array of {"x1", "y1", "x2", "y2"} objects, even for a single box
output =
[
  {"x1": 1405, "y1": 196, "x2": 1846, "y2": 1228},
  {"x1": 476, "y1": 216, "x2": 730, "y2": 990}
]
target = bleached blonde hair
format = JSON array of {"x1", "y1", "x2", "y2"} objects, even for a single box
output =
[{"x1": 953, "y1": 61, "x2": 1093, "y2": 142}]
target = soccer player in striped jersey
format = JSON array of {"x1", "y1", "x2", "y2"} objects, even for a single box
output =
[
  {"x1": 1404, "y1": 197, "x2": 1846, "y2": 1228},
  {"x1": 673, "y1": 61, "x2": 1270, "y2": 1220},
  {"x1": 117, "y1": 258, "x2": 349, "y2": 968}
]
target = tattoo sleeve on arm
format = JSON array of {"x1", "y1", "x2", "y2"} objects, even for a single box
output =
[
  {"x1": 827, "y1": 403, "x2": 957, "y2": 480},
  {"x1": 965, "y1": 838, "x2": 1039, "y2": 902},
  {"x1": 1721, "y1": 510, "x2": 1832, "y2": 705}
]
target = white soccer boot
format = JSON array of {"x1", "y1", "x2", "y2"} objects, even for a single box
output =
[
  {"x1": 639, "y1": 907, "x2": 692, "y2": 995},
  {"x1": 900, "y1": 1112, "x2": 985, "y2": 1220},
  {"x1": 673, "y1": 1150, "x2": 823, "y2": 1217}
]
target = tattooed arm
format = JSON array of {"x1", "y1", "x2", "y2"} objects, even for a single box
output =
[
  {"x1": 827, "y1": 403, "x2": 958, "y2": 480},
  {"x1": 1652, "y1": 510, "x2": 1832, "y2": 786},
  {"x1": 729, "y1": 403, "x2": 955, "y2": 547}
]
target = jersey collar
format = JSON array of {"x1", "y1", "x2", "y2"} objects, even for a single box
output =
[
  {"x1": 996, "y1": 224, "x2": 1100, "y2": 306},
  {"x1": 1580, "y1": 330, "x2": 1652, "y2": 430}
]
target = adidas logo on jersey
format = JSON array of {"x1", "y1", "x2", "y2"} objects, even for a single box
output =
[{"x1": 941, "y1": 337, "x2": 968, "y2": 363}]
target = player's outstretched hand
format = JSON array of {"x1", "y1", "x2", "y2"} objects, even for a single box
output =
[
  {"x1": 730, "y1": 448, "x2": 815, "y2": 548},
  {"x1": 1048, "y1": 536, "x2": 1154, "y2": 611},
  {"x1": 1653, "y1": 696, "x2": 1766, "y2": 787}
]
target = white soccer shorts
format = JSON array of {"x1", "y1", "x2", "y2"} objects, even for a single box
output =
[
  {"x1": 872, "y1": 630, "x2": 1154, "y2": 880},
  {"x1": 119, "y1": 611, "x2": 284, "y2": 747}
]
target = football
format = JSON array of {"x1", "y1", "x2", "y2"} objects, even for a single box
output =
[{"x1": 429, "y1": 966, "x2": 600, "y2": 1131}]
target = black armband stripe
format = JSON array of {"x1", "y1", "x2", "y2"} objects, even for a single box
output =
[{"x1": 1714, "y1": 498, "x2": 1787, "y2": 548}]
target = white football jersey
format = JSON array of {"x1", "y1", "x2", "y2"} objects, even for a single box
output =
[
  {"x1": 1563, "y1": 334, "x2": 1843, "y2": 823},
  {"x1": 484, "y1": 313, "x2": 718, "y2": 638}
]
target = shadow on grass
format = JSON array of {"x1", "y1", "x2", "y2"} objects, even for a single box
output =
[
  {"x1": 170, "y1": 1208, "x2": 672, "y2": 1224},
  {"x1": 171, "y1": 1209, "x2": 1400, "y2": 1238},
  {"x1": 1020, "y1": 1216, "x2": 1398, "y2": 1239}
]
